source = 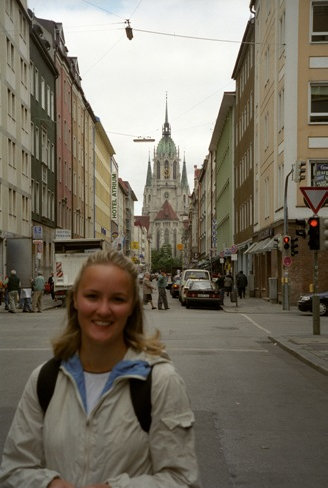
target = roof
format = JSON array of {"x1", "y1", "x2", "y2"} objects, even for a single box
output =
[
  {"x1": 154, "y1": 200, "x2": 179, "y2": 221},
  {"x1": 134, "y1": 215, "x2": 150, "y2": 230}
]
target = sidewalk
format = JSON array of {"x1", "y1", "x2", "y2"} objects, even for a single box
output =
[{"x1": 222, "y1": 296, "x2": 328, "y2": 376}]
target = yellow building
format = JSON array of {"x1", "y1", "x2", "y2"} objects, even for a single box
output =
[{"x1": 94, "y1": 118, "x2": 115, "y2": 240}]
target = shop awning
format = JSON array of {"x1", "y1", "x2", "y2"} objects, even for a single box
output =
[
  {"x1": 244, "y1": 242, "x2": 259, "y2": 255},
  {"x1": 262, "y1": 236, "x2": 279, "y2": 252}
]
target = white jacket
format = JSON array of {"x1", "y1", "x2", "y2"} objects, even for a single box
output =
[{"x1": 0, "y1": 348, "x2": 201, "y2": 488}]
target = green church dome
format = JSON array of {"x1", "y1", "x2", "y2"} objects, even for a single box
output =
[{"x1": 157, "y1": 135, "x2": 177, "y2": 157}]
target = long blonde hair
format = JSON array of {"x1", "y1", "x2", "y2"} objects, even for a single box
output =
[{"x1": 52, "y1": 249, "x2": 164, "y2": 360}]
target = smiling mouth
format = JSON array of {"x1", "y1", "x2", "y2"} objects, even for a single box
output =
[{"x1": 93, "y1": 320, "x2": 113, "y2": 327}]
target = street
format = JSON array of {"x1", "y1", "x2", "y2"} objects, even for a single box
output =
[{"x1": 0, "y1": 294, "x2": 328, "y2": 488}]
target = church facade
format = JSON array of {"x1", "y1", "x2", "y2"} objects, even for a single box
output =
[{"x1": 142, "y1": 100, "x2": 190, "y2": 257}]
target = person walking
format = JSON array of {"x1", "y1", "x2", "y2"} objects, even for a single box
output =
[
  {"x1": 157, "y1": 270, "x2": 169, "y2": 310},
  {"x1": 142, "y1": 272, "x2": 156, "y2": 309},
  {"x1": 32, "y1": 271, "x2": 45, "y2": 313},
  {"x1": 21, "y1": 287, "x2": 33, "y2": 312},
  {"x1": 0, "y1": 249, "x2": 200, "y2": 488},
  {"x1": 224, "y1": 273, "x2": 233, "y2": 297},
  {"x1": 48, "y1": 272, "x2": 56, "y2": 301},
  {"x1": 236, "y1": 270, "x2": 248, "y2": 299},
  {"x1": 7, "y1": 270, "x2": 20, "y2": 313}
]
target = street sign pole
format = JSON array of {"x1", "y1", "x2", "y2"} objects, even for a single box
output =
[{"x1": 313, "y1": 250, "x2": 320, "y2": 335}]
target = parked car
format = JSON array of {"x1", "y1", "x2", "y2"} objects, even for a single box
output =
[
  {"x1": 298, "y1": 291, "x2": 328, "y2": 316},
  {"x1": 180, "y1": 278, "x2": 195, "y2": 305},
  {"x1": 185, "y1": 279, "x2": 222, "y2": 310},
  {"x1": 179, "y1": 268, "x2": 211, "y2": 303},
  {"x1": 170, "y1": 278, "x2": 181, "y2": 298}
]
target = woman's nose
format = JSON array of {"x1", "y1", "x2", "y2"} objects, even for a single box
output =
[{"x1": 97, "y1": 299, "x2": 112, "y2": 314}]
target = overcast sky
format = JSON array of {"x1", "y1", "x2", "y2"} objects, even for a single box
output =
[{"x1": 27, "y1": 0, "x2": 252, "y2": 214}]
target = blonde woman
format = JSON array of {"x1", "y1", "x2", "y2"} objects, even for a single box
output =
[{"x1": 0, "y1": 249, "x2": 200, "y2": 488}]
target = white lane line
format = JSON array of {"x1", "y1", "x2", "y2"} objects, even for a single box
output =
[
  {"x1": 168, "y1": 348, "x2": 268, "y2": 353},
  {"x1": 0, "y1": 348, "x2": 51, "y2": 351},
  {"x1": 241, "y1": 313, "x2": 271, "y2": 334}
]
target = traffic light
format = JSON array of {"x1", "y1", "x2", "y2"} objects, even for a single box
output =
[
  {"x1": 282, "y1": 235, "x2": 291, "y2": 256},
  {"x1": 295, "y1": 219, "x2": 307, "y2": 239},
  {"x1": 293, "y1": 160, "x2": 306, "y2": 183},
  {"x1": 274, "y1": 235, "x2": 282, "y2": 251},
  {"x1": 320, "y1": 217, "x2": 328, "y2": 250},
  {"x1": 291, "y1": 237, "x2": 299, "y2": 256},
  {"x1": 308, "y1": 217, "x2": 320, "y2": 250}
]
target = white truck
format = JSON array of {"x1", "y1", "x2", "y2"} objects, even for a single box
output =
[{"x1": 53, "y1": 238, "x2": 111, "y2": 304}]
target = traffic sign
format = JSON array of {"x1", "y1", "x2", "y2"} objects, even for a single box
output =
[
  {"x1": 300, "y1": 186, "x2": 328, "y2": 214},
  {"x1": 283, "y1": 256, "x2": 292, "y2": 267}
]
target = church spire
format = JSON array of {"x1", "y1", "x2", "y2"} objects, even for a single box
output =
[
  {"x1": 181, "y1": 153, "x2": 190, "y2": 192},
  {"x1": 162, "y1": 93, "x2": 171, "y2": 137},
  {"x1": 146, "y1": 152, "x2": 152, "y2": 186}
]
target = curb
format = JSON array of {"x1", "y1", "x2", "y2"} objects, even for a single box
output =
[{"x1": 268, "y1": 336, "x2": 328, "y2": 376}]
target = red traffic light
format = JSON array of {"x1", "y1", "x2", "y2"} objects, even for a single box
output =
[
  {"x1": 283, "y1": 235, "x2": 291, "y2": 250},
  {"x1": 309, "y1": 217, "x2": 319, "y2": 228}
]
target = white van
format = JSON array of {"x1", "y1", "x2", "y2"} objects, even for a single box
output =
[{"x1": 179, "y1": 268, "x2": 211, "y2": 304}]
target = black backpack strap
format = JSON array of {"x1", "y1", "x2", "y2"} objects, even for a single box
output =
[
  {"x1": 129, "y1": 367, "x2": 152, "y2": 433},
  {"x1": 37, "y1": 357, "x2": 61, "y2": 414}
]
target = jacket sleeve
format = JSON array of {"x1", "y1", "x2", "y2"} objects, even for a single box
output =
[
  {"x1": 0, "y1": 366, "x2": 61, "y2": 488},
  {"x1": 106, "y1": 363, "x2": 201, "y2": 488}
]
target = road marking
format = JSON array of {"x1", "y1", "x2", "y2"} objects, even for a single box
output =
[
  {"x1": 0, "y1": 348, "x2": 51, "y2": 351},
  {"x1": 241, "y1": 313, "x2": 271, "y2": 334},
  {"x1": 168, "y1": 348, "x2": 268, "y2": 353}
]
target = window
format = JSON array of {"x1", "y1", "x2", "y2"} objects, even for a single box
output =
[
  {"x1": 20, "y1": 59, "x2": 27, "y2": 88},
  {"x1": 6, "y1": 38, "x2": 14, "y2": 70},
  {"x1": 264, "y1": 112, "x2": 269, "y2": 149},
  {"x1": 310, "y1": 159, "x2": 328, "y2": 185},
  {"x1": 19, "y1": 11, "x2": 27, "y2": 42},
  {"x1": 311, "y1": 1, "x2": 328, "y2": 42},
  {"x1": 35, "y1": 127, "x2": 40, "y2": 159},
  {"x1": 9, "y1": 188, "x2": 16, "y2": 216},
  {"x1": 21, "y1": 104, "x2": 28, "y2": 132},
  {"x1": 310, "y1": 83, "x2": 328, "y2": 122},
  {"x1": 21, "y1": 150, "x2": 28, "y2": 176},
  {"x1": 279, "y1": 11, "x2": 286, "y2": 54},
  {"x1": 41, "y1": 77, "x2": 45, "y2": 109},
  {"x1": 264, "y1": 46, "x2": 270, "y2": 83},
  {"x1": 6, "y1": 0, "x2": 13, "y2": 19},
  {"x1": 278, "y1": 88, "x2": 285, "y2": 131},
  {"x1": 7, "y1": 89, "x2": 15, "y2": 120},
  {"x1": 8, "y1": 139, "x2": 16, "y2": 168},
  {"x1": 31, "y1": 122, "x2": 35, "y2": 156},
  {"x1": 35, "y1": 68, "x2": 39, "y2": 101}
]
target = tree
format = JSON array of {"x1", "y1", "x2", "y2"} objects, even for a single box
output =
[{"x1": 151, "y1": 245, "x2": 182, "y2": 274}]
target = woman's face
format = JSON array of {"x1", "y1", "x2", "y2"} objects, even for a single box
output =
[{"x1": 74, "y1": 264, "x2": 135, "y2": 352}]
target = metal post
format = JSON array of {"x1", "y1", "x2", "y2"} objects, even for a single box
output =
[
  {"x1": 282, "y1": 169, "x2": 293, "y2": 310},
  {"x1": 313, "y1": 250, "x2": 320, "y2": 335}
]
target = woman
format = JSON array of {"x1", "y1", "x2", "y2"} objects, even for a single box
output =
[
  {"x1": 0, "y1": 250, "x2": 200, "y2": 488},
  {"x1": 142, "y1": 272, "x2": 156, "y2": 309}
]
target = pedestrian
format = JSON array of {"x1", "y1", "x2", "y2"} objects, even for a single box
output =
[
  {"x1": 0, "y1": 276, "x2": 3, "y2": 306},
  {"x1": 21, "y1": 287, "x2": 33, "y2": 312},
  {"x1": 32, "y1": 271, "x2": 45, "y2": 313},
  {"x1": 7, "y1": 270, "x2": 20, "y2": 313},
  {"x1": 236, "y1": 270, "x2": 248, "y2": 299},
  {"x1": 142, "y1": 272, "x2": 156, "y2": 309},
  {"x1": 0, "y1": 249, "x2": 200, "y2": 488},
  {"x1": 3, "y1": 276, "x2": 9, "y2": 310},
  {"x1": 157, "y1": 270, "x2": 169, "y2": 310},
  {"x1": 224, "y1": 273, "x2": 233, "y2": 297},
  {"x1": 48, "y1": 272, "x2": 56, "y2": 301},
  {"x1": 216, "y1": 272, "x2": 225, "y2": 305}
]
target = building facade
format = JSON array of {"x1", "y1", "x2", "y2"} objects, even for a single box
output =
[{"x1": 142, "y1": 99, "x2": 190, "y2": 258}]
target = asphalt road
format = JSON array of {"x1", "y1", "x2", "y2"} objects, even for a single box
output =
[{"x1": 0, "y1": 294, "x2": 327, "y2": 488}]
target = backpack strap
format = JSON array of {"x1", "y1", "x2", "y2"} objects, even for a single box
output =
[
  {"x1": 37, "y1": 358, "x2": 153, "y2": 433},
  {"x1": 129, "y1": 368, "x2": 152, "y2": 433},
  {"x1": 37, "y1": 357, "x2": 61, "y2": 414}
]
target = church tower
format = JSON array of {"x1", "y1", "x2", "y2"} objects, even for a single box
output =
[{"x1": 142, "y1": 97, "x2": 190, "y2": 256}]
